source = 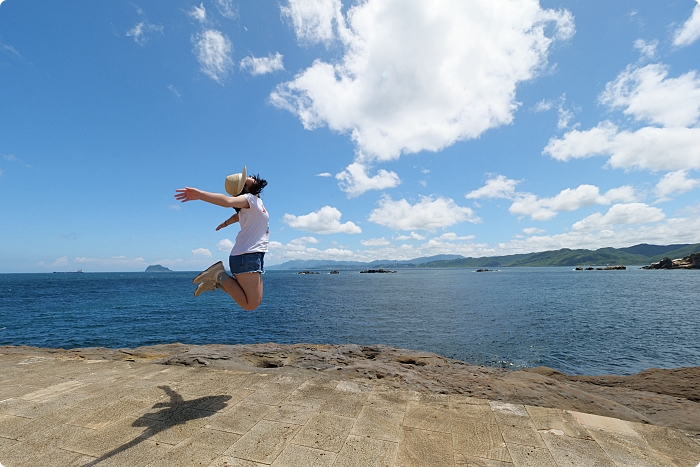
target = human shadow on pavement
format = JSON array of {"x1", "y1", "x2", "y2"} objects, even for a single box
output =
[{"x1": 81, "y1": 385, "x2": 232, "y2": 466}]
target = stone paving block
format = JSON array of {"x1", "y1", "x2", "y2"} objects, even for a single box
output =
[
  {"x1": 146, "y1": 428, "x2": 240, "y2": 467},
  {"x1": 0, "y1": 396, "x2": 73, "y2": 419},
  {"x1": 150, "y1": 407, "x2": 219, "y2": 445},
  {"x1": 0, "y1": 414, "x2": 32, "y2": 439},
  {"x1": 490, "y1": 403, "x2": 545, "y2": 448},
  {"x1": 18, "y1": 418, "x2": 89, "y2": 449},
  {"x1": 457, "y1": 457, "x2": 513, "y2": 467},
  {"x1": 0, "y1": 436, "x2": 24, "y2": 466},
  {"x1": 292, "y1": 412, "x2": 355, "y2": 452},
  {"x1": 450, "y1": 394, "x2": 491, "y2": 407},
  {"x1": 270, "y1": 444, "x2": 337, "y2": 467},
  {"x1": 402, "y1": 400, "x2": 452, "y2": 433},
  {"x1": 205, "y1": 402, "x2": 274, "y2": 434},
  {"x1": 15, "y1": 448, "x2": 95, "y2": 467},
  {"x1": 540, "y1": 430, "x2": 616, "y2": 467},
  {"x1": 630, "y1": 422, "x2": 700, "y2": 467},
  {"x1": 569, "y1": 410, "x2": 636, "y2": 434},
  {"x1": 450, "y1": 400, "x2": 493, "y2": 421},
  {"x1": 366, "y1": 385, "x2": 417, "y2": 412},
  {"x1": 350, "y1": 405, "x2": 404, "y2": 442},
  {"x1": 586, "y1": 426, "x2": 678, "y2": 467},
  {"x1": 224, "y1": 419, "x2": 302, "y2": 464},
  {"x1": 452, "y1": 417, "x2": 511, "y2": 463},
  {"x1": 288, "y1": 377, "x2": 339, "y2": 400},
  {"x1": 264, "y1": 403, "x2": 320, "y2": 425},
  {"x1": 319, "y1": 390, "x2": 368, "y2": 418},
  {"x1": 505, "y1": 444, "x2": 558, "y2": 467},
  {"x1": 332, "y1": 434, "x2": 398, "y2": 467},
  {"x1": 0, "y1": 385, "x2": 39, "y2": 401},
  {"x1": 59, "y1": 416, "x2": 154, "y2": 457},
  {"x1": 281, "y1": 394, "x2": 326, "y2": 410},
  {"x1": 396, "y1": 426, "x2": 454, "y2": 467},
  {"x1": 244, "y1": 382, "x2": 302, "y2": 405},
  {"x1": 67, "y1": 397, "x2": 151, "y2": 429},
  {"x1": 207, "y1": 456, "x2": 267, "y2": 467},
  {"x1": 524, "y1": 406, "x2": 591, "y2": 439},
  {"x1": 84, "y1": 438, "x2": 172, "y2": 467},
  {"x1": 336, "y1": 379, "x2": 373, "y2": 394},
  {"x1": 21, "y1": 381, "x2": 86, "y2": 402}
]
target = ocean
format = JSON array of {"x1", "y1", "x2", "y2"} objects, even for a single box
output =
[{"x1": 0, "y1": 267, "x2": 698, "y2": 376}]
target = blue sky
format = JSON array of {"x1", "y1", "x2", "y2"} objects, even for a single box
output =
[{"x1": 1, "y1": 0, "x2": 699, "y2": 272}]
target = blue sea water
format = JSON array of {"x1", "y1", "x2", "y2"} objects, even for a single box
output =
[{"x1": 0, "y1": 268, "x2": 698, "y2": 376}]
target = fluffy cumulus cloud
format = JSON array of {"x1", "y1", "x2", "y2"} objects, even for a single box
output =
[
  {"x1": 395, "y1": 232, "x2": 426, "y2": 241},
  {"x1": 599, "y1": 64, "x2": 700, "y2": 127},
  {"x1": 545, "y1": 62, "x2": 700, "y2": 172},
  {"x1": 360, "y1": 237, "x2": 391, "y2": 246},
  {"x1": 368, "y1": 195, "x2": 480, "y2": 231},
  {"x1": 215, "y1": 0, "x2": 238, "y2": 20},
  {"x1": 654, "y1": 169, "x2": 700, "y2": 200},
  {"x1": 272, "y1": 0, "x2": 574, "y2": 161},
  {"x1": 217, "y1": 239, "x2": 234, "y2": 251},
  {"x1": 192, "y1": 30, "x2": 233, "y2": 83},
  {"x1": 283, "y1": 206, "x2": 362, "y2": 234},
  {"x1": 571, "y1": 203, "x2": 665, "y2": 232},
  {"x1": 240, "y1": 52, "x2": 285, "y2": 75},
  {"x1": 192, "y1": 248, "x2": 213, "y2": 257},
  {"x1": 509, "y1": 184, "x2": 637, "y2": 221},
  {"x1": 633, "y1": 39, "x2": 657, "y2": 60},
  {"x1": 126, "y1": 21, "x2": 163, "y2": 46},
  {"x1": 673, "y1": 0, "x2": 700, "y2": 48},
  {"x1": 466, "y1": 175, "x2": 520, "y2": 200},
  {"x1": 189, "y1": 3, "x2": 207, "y2": 22},
  {"x1": 335, "y1": 162, "x2": 400, "y2": 197}
]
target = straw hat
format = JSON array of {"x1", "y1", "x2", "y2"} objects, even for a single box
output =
[{"x1": 225, "y1": 166, "x2": 247, "y2": 196}]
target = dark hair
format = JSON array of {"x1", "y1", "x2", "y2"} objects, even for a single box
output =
[
  {"x1": 245, "y1": 174, "x2": 267, "y2": 196},
  {"x1": 235, "y1": 174, "x2": 267, "y2": 212}
]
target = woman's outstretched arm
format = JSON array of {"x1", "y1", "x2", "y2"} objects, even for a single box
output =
[
  {"x1": 175, "y1": 187, "x2": 250, "y2": 209},
  {"x1": 216, "y1": 213, "x2": 239, "y2": 231}
]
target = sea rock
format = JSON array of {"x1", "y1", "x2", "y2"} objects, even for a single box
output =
[
  {"x1": 145, "y1": 264, "x2": 172, "y2": 272},
  {"x1": 642, "y1": 253, "x2": 700, "y2": 270}
]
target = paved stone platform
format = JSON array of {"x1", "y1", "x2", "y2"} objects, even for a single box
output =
[{"x1": 1, "y1": 352, "x2": 699, "y2": 467}]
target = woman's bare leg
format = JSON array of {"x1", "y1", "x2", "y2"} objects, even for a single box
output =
[{"x1": 220, "y1": 272, "x2": 263, "y2": 311}]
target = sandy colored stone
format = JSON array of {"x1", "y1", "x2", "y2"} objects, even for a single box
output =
[
  {"x1": 147, "y1": 428, "x2": 240, "y2": 467},
  {"x1": 396, "y1": 426, "x2": 454, "y2": 467},
  {"x1": 292, "y1": 412, "x2": 355, "y2": 452},
  {"x1": 586, "y1": 426, "x2": 678, "y2": 467},
  {"x1": 270, "y1": 444, "x2": 337, "y2": 467},
  {"x1": 264, "y1": 403, "x2": 320, "y2": 425},
  {"x1": 224, "y1": 420, "x2": 301, "y2": 464},
  {"x1": 631, "y1": 422, "x2": 700, "y2": 467},
  {"x1": 525, "y1": 406, "x2": 591, "y2": 439},
  {"x1": 350, "y1": 405, "x2": 404, "y2": 442},
  {"x1": 319, "y1": 390, "x2": 368, "y2": 417},
  {"x1": 205, "y1": 402, "x2": 274, "y2": 434},
  {"x1": 540, "y1": 431, "x2": 616, "y2": 467},
  {"x1": 452, "y1": 418, "x2": 511, "y2": 463},
  {"x1": 207, "y1": 456, "x2": 267, "y2": 467},
  {"x1": 459, "y1": 457, "x2": 513, "y2": 467},
  {"x1": 332, "y1": 434, "x2": 398, "y2": 467},
  {"x1": 506, "y1": 444, "x2": 558, "y2": 467},
  {"x1": 490, "y1": 403, "x2": 546, "y2": 448},
  {"x1": 82, "y1": 438, "x2": 171, "y2": 467},
  {"x1": 569, "y1": 410, "x2": 637, "y2": 434},
  {"x1": 244, "y1": 382, "x2": 302, "y2": 405},
  {"x1": 403, "y1": 400, "x2": 452, "y2": 433}
]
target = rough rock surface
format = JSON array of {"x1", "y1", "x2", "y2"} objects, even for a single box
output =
[
  {"x1": 3, "y1": 343, "x2": 699, "y2": 435},
  {"x1": 643, "y1": 252, "x2": 700, "y2": 269}
]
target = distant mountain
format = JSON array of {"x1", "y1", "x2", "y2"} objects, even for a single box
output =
[
  {"x1": 145, "y1": 264, "x2": 172, "y2": 272},
  {"x1": 421, "y1": 243, "x2": 700, "y2": 268},
  {"x1": 268, "y1": 244, "x2": 700, "y2": 270}
]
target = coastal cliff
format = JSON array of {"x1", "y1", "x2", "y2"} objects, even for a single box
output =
[{"x1": 642, "y1": 252, "x2": 700, "y2": 270}]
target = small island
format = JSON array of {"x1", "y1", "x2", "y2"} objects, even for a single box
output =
[
  {"x1": 360, "y1": 269, "x2": 396, "y2": 273},
  {"x1": 145, "y1": 265, "x2": 172, "y2": 272},
  {"x1": 642, "y1": 253, "x2": 700, "y2": 269}
]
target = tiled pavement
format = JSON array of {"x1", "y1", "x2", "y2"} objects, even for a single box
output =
[{"x1": 1, "y1": 352, "x2": 699, "y2": 467}]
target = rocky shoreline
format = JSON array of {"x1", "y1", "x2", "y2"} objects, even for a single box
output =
[{"x1": 2, "y1": 343, "x2": 699, "y2": 437}]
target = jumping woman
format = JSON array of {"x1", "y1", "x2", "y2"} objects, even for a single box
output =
[{"x1": 175, "y1": 166, "x2": 268, "y2": 311}]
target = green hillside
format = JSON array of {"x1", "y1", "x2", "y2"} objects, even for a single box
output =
[{"x1": 421, "y1": 243, "x2": 700, "y2": 268}]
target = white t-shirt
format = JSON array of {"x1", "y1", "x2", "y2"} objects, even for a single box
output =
[{"x1": 230, "y1": 193, "x2": 269, "y2": 256}]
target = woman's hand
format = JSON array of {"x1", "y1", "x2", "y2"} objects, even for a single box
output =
[
  {"x1": 216, "y1": 221, "x2": 228, "y2": 231},
  {"x1": 174, "y1": 187, "x2": 201, "y2": 202}
]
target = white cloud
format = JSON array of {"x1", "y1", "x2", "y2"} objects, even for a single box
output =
[
  {"x1": 523, "y1": 227, "x2": 545, "y2": 235},
  {"x1": 280, "y1": 0, "x2": 344, "y2": 46},
  {"x1": 126, "y1": 21, "x2": 164, "y2": 46},
  {"x1": 508, "y1": 184, "x2": 637, "y2": 221},
  {"x1": 435, "y1": 232, "x2": 475, "y2": 241},
  {"x1": 189, "y1": 3, "x2": 207, "y2": 23},
  {"x1": 215, "y1": 0, "x2": 238, "y2": 20},
  {"x1": 283, "y1": 206, "x2": 362, "y2": 234},
  {"x1": 466, "y1": 175, "x2": 520, "y2": 200},
  {"x1": 167, "y1": 84, "x2": 181, "y2": 98},
  {"x1": 654, "y1": 169, "x2": 700, "y2": 200},
  {"x1": 316, "y1": 172, "x2": 332, "y2": 177},
  {"x1": 240, "y1": 52, "x2": 285, "y2": 75},
  {"x1": 544, "y1": 122, "x2": 700, "y2": 171},
  {"x1": 368, "y1": 195, "x2": 480, "y2": 231},
  {"x1": 217, "y1": 239, "x2": 234, "y2": 251},
  {"x1": 289, "y1": 236, "x2": 320, "y2": 245},
  {"x1": 192, "y1": 30, "x2": 233, "y2": 83},
  {"x1": 335, "y1": 162, "x2": 400, "y2": 197},
  {"x1": 599, "y1": 64, "x2": 700, "y2": 127},
  {"x1": 395, "y1": 232, "x2": 426, "y2": 241},
  {"x1": 272, "y1": 0, "x2": 574, "y2": 162},
  {"x1": 571, "y1": 203, "x2": 665, "y2": 232},
  {"x1": 360, "y1": 237, "x2": 391, "y2": 246},
  {"x1": 673, "y1": 0, "x2": 700, "y2": 47},
  {"x1": 192, "y1": 248, "x2": 213, "y2": 257},
  {"x1": 633, "y1": 39, "x2": 657, "y2": 60},
  {"x1": 0, "y1": 42, "x2": 20, "y2": 58}
]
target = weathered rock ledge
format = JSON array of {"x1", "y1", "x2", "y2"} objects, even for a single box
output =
[
  {"x1": 642, "y1": 252, "x2": 700, "y2": 269},
  {"x1": 2, "y1": 343, "x2": 699, "y2": 435}
]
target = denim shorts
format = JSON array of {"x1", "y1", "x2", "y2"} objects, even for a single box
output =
[{"x1": 229, "y1": 252, "x2": 265, "y2": 275}]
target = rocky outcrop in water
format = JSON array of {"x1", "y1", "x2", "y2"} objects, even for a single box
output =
[{"x1": 642, "y1": 253, "x2": 700, "y2": 269}]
